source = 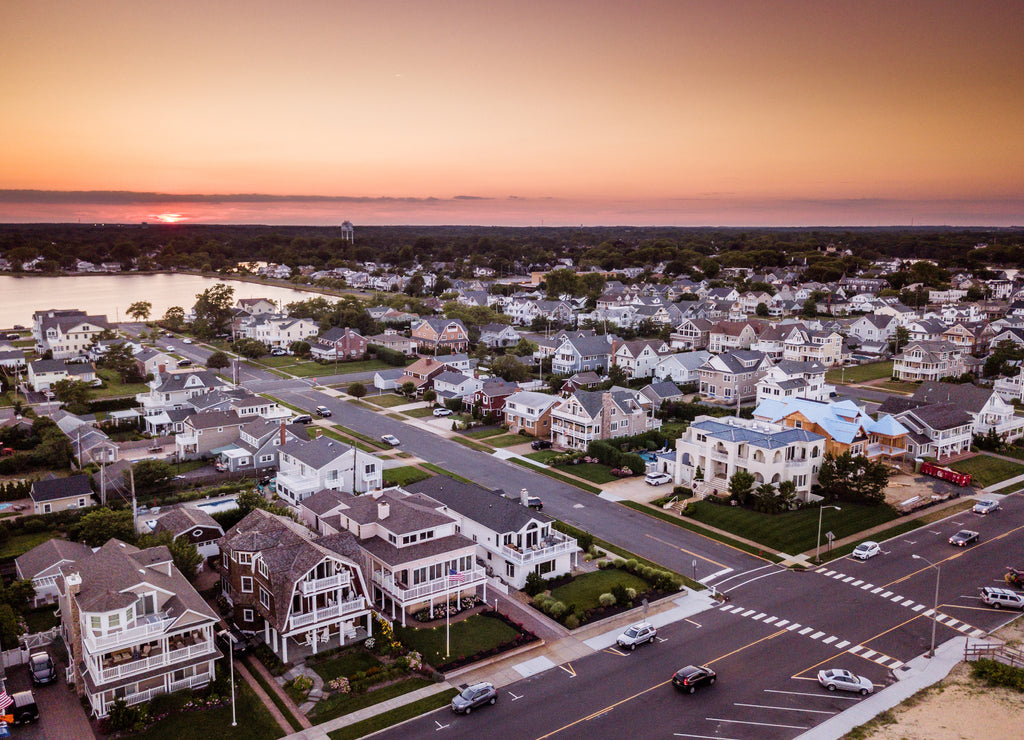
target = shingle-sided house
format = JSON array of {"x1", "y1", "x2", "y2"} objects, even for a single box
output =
[
  {"x1": 670, "y1": 318, "x2": 713, "y2": 351},
  {"x1": 502, "y1": 390, "x2": 559, "y2": 437},
  {"x1": 886, "y1": 402, "x2": 974, "y2": 460},
  {"x1": 214, "y1": 418, "x2": 304, "y2": 473},
  {"x1": 175, "y1": 410, "x2": 256, "y2": 461},
  {"x1": 755, "y1": 360, "x2": 828, "y2": 403},
  {"x1": 31, "y1": 474, "x2": 95, "y2": 515},
  {"x1": 410, "y1": 318, "x2": 470, "y2": 353},
  {"x1": 275, "y1": 436, "x2": 383, "y2": 505},
  {"x1": 431, "y1": 371, "x2": 482, "y2": 401},
  {"x1": 550, "y1": 389, "x2": 661, "y2": 450},
  {"x1": 654, "y1": 351, "x2": 712, "y2": 385},
  {"x1": 639, "y1": 380, "x2": 685, "y2": 408},
  {"x1": 697, "y1": 350, "x2": 773, "y2": 404},
  {"x1": 218, "y1": 509, "x2": 371, "y2": 661},
  {"x1": 150, "y1": 507, "x2": 226, "y2": 562},
  {"x1": 134, "y1": 348, "x2": 174, "y2": 378},
  {"x1": 28, "y1": 358, "x2": 98, "y2": 392},
  {"x1": 366, "y1": 329, "x2": 419, "y2": 356},
  {"x1": 478, "y1": 323, "x2": 523, "y2": 349},
  {"x1": 466, "y1": 378, "x2": 520, "y2": 420},
  {"x1": 883, "y1": 382, "x2": 1024, "y2": 444},
  {"x1": 406, "y1": 477, "x2": 578, "y2": 590},
  {"x1": 550, "y1": 335, "x2": 613, "y2": 375},
  {"x1": 16, "y1": 538, "x2": 94, "y2": 607},
  {"x1": 707, "y1": 320, "x2": 762, "y2": 354},
  {"x1": 236, "y1": 297, "x2": 278, "y2": 315},
  {"x1": 848, "y1": 314, "x2": 899, "y2": 345},
  {"x1": 310, "y1": 327, "x2": 367, "y2": 361},
  {"x1": 394, "y1": 356, "x2": 456, "y2": 394},
  {"x1": 299, "y1": 488, "x2": 484, "y2": 627},
  {"x1": 612, "y1": 340, "x2": 670, "y2": 380},
  {"x1": 57, "y1": 539, "x2": 221, "y2": 717},
  {"x1": 135, "y1": 370, "x2": 233, "y2": 419},
  {"x1": 33, "y1": 309, "x2": 111, "y2": 360},
  {"x1": 893, "y1": 341, "x2": 965, "y2": 382}
]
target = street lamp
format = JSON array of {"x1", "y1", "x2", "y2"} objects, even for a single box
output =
[
  {"x1": 912, "y1": 554, "x2": 941, "y2": 658},
  {"x1": 229, "y1": 632, "x2": 237, "y2": 727},
  {"x1": 815, "y1": 505, "x2": 842, "y2": 563}
]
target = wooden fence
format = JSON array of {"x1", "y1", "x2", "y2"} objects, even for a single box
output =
[{"x1": 964, "y1": 641, "x2": 1024, "y2": 670}]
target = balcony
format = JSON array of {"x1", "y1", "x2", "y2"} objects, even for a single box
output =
[
  {"x1": 289, "y1": 595, "x2": 366, "y2": 630},
  {"x1": 97, "y1": 642, "x2": 214, "y2": 684},
  {"x1": 373, "y1": 567, "x2": 486, "y2": 603},
  {"x1": 865, "y1": 443, "x2": 907, "y2": 458},
  {"x1": 500, "y1": 536, "x2": 577, "y2": 566},
  {"x1": 274, "y1": 471, "x2": 321, "y2": 498},
  {"x1": 84, "y1": 614, "x2": 176, "y2": 652},
  {"x1": 300, "y1": 573, "x2": 351, "y2": 596}
]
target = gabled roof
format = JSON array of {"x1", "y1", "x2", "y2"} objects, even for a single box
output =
[
  {"x1": 901, "y1": 403, "x2": 974, "y2": 431},
  {"x1": 406, "y1": 476, "x2": 554, "y2": 534},
  {"x1": 31, "y1": 474, "x2": 93, "y2": 503},
  {"x1": 153, "y1": 507, "x2": 224, "y2": 537},
  {"x1": 279, "y1": 435, "x2": 356, "y2": 470},
  {"x1": 911, "y1": 382, "x2": 994, "y2": 414},
  {"x1": 15, "y1": 538, "x2": 93, "y2": 580}
]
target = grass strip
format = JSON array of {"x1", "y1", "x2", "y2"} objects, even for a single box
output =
[
  {"x1": 508, "y1": 457, "x2": 602, "y2": 494},
  {"x1": 619, "y1": 501, "x2": 779, "y2": 562},
  {"x1": 242, "y1": 657, "x2": 305, "y2": 733},
  {"x1": 326, "y1": 689, "x2": 458, "y2": 740},
  {"x1": 420, "y1": 463, "x2": 475, "y2": 485},
  {"x1": 308, "y1": 426, "x2": 376, "y2": 453},
  {"x1": 453, "y1": 437, "x2": 493, "y2": 453},
  {"x1": 551, "y1": 520, "x2": 694, "y2": 587},
  {"x1": 335, "y1": 424, "x2": 386, "y2": 450},
  {"x1": 312, "y1": 677, "x2": 434, "y2": 725},
  {"x1": 263, "y1": 395, "x2": 307, "y2": 415}
]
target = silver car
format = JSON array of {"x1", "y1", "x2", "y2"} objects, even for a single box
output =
[
  {"x1": 450, "y1": 682, "x2": 497, "y2": 714},
  {"x1": 617, "y1": 622, "x2": 657, "y2": 650},
  {"x1": 817, "y1": 668, "x2": 873, "y2": 695}
]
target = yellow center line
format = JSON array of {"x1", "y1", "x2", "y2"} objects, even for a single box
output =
[
  {"x1": 643, "y1": 533, "x2": 730, "y2": 569},
  {"x1": 793, "y1": 613, "x2": 927, "y2": 678},
  {"x1": 885, "y1": 523, "x2": 1024, "y2": 588},
  {"x1": 535, "y1": 629, "x2": 787, "y2": 740}
]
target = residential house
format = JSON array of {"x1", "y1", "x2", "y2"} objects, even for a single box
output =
[
  {"x1": 16, "y1": 538, "x2": 93, "y2": 607},
  {"x1": 33, "y1": 309, "x2": 111, "y2": 360},
  {"x1": 707, "y1": 320, "x2": 762, "y2": 354},
  {"x1": 406, "y1": 477, "x2": 577, "y2": 590},
  {"x1": 0, "y1": 347, "x2": 27, "y2": 371},
  {"x1": 907, "y1": 317, "x2": 949, "y2": 344},
  {"x1": 310, "y1": 327, "x2": 367, "y2": 361},
  {"x1": 478, "y1": 323, "x2": 522, "y2": 349},
  {"x1": 275, "y1": 436, "x2": 383, "y2": 506},
  {"x1": 941, "y1": 322, "x2": 987, "y2": 355},
  {"x1": 884, "y1": 382, "x2": 1024, "y2": 443},
  {"x1": 236, "y1": 298, "x2": 278, "y2": 315},
  {"x1": 673, "y1": 415, "x2": 825, "y2": 499},
  {"x1": 238, "y1": 316, "x2": 319, "y2": 349},
  {"x1": 57, "y1": 539, "x2": 220, "y2": 717},
  {"x1": 299, "y1": 488, "x2": 483, "y2": 627},
  {"x1": 135, "y1": 370, "x2": 233, "y2": 418},
  {"x1": 218, "y1": 510, "x2": 371, "y2": 661},
  {"x1": 213, "y1": 418, "x2": 304, "y2": 473},
  {"x1": 848, "y1": 314, "x2": 898, "y2": 347},
  {"x1": 883, "y1": 402, "x2": 974, "y2": 460},
  {"x1": 781, "y1": 327, "x2": 844, "y2": 367},
  {"x1": 893, "y1": 341, "x2": 965, "y2": 382},
  {"x1": 431, "y1": 371, "x2": 481, "y2": 402},
  {"x1": 697, "y1": 350, "x2": 773, "y2": 404},
  {"x1": 134, "y1": 348, "x2": 174, "y2": 377},
  {"x1": 373, "y1": 368, "x2": 406, "y2": 392},
  {"x1": 28, "y1": 358, "x2": 98, "y2": 392},
  {"x1": 753, "y1": 397, "x2": 908, "y2": 462},
  {"x1": 653, "y1": 351, "x2": 712, "y2": 385},
  {"x1": 366, "y1": 330, "x2": 418, "y2": 356},
  {"x1": 550, "y1": 335, "x2": 613, "y2": 376},
  {"x1": 31, "y1": 474, "x2": 95, "y2": 515},
  {"x1": 550, "y1": 389, "x2": 661, "y2": 450},
  {"x1": 410, "y1": 318, "x2": 470, "y2": 353},
  {"x1": 466, "y1": 378, "x2": 520, "y2": 420},
  {"x1": 503, "y1": 391, "x2": 559, "y2": 437},
  {"x1": 612, "y1": 340, "x2": 670, "y2": 380},
  {"x1": 755, "y1": 360, "x2": 829, "y2": 403},
  {"x1": 639, "y1": 380, "x2": 685, "y2": 409},
  {"x1": 175, "y1": 410, "x2": 255, "y2": 460},
  {"x1": 150, "y1": 507, "x2": 225, "y2": 561}
]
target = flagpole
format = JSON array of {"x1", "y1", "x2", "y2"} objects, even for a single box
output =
[{"x1": 445, "y1": 571, "x2": 451, "y2": 659}]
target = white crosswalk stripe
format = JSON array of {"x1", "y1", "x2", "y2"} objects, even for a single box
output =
[
  {"x1": 835, "y1": 640, "x2": 850, "y2": 649},
  {"x1": 823, "y1": 636, "x2": 837, "y2": 644}
]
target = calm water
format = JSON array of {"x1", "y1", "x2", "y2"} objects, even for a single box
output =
[{"x1": 0, "y1": 273, "x2": 329, "y2": 328}]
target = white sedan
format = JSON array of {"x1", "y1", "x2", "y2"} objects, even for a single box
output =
[
  {"x1": 182, "y1": 338, "x2": 193, "y2": 344},
  {"x1": 852, "y1": 541, "x2": 880, "y2": 560},
  {"x1": 817, "y1": 668, "x2": 873, "y2": 695},
  {"x1": 973, "y1": 499, "x2": 1000, "y2": 515},
  {"x1": 381, "y1": 434, "x2": 400, "y2": 446}
]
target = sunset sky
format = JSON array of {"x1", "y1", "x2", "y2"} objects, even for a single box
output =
[{"x1": 2, "y1": 0, "x2": 1022, "y2": 226}]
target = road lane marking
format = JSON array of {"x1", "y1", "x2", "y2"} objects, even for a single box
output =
[
  {"x1": 811, "y1": 631, "x2": 825, "y2": 639},
  {"x1": 642, "y1": 533, "x2": 729, "y2": 568},
  {"x1": 764, "y1": 689, "x2": 859, "y2": 700},
  {"x1": 699, "y1": 567, "x2": 734, "y2": 584},
  {"x1": 842, "y1": 576, "x2": 855, "y2": 582},
  {"x1": 509, "y1": 691, "x2": 523, "y2": 701},
  {"x1": 852, "y1": 579, "x2": 864, "y2": 587},
  {"x1": 776, "y1": 619, "x2": 790, "y2": 627},
  {"x1": 871, "y1": 587, "x2": 884, "y2": 594},
  {"x1": 752, "y1": 613, "x2": 766, "y2": 620},
  {"x1": 913, "y1": 604, "x2": 925, "y2": 612},
  {"x1": 763, "y1": 616, "x2": 777, "y2": 624},
  {"x1": 741, "y1": 609, "x2": 756, "y2": 617},
  {"x1": 435, "y1": 720, "x2": 450, "y2": 730},
  {"x1": 901, "y1": 599, "x2": 916, "y2": 607},
  {"x1": 721, "y1": 568, "x2": 787, "y2": 593},
  {"x1": 823, "y1": 636, "x2": 837, "y2": 644},
  {"x1": 798, "y1": 627, "x2": 814, "y2": 635},
  {"x1": 559, "y1": 663, "x2": 577, "y2": 677},
  {"x1": 733, "y1": 702, "x2": 837, "y2": 715},
  {"x1": 834, "y1": 640, "x2": 850, "y2": 649},
  {"x1": 684, "y1": 618, "x2": 702, "y2": 628},
  {"x1": 881, "y1": 591, "x2": 892, "y2": 597},
  {"x1": 705, "y1": 718, "x2": 808, "y2": 730},
  {"x1": 674, "y1": 735, "x2": 742, "y2": 740}
]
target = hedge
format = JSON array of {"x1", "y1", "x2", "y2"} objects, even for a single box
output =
[
  {"x1": 368, "y1": 344, "x2": 408, "y2": 367},
  {"x1": 87, "y1": 397, "x2": 141, "y2": 414},
  {"x1": 0, "y1": 480, "x2": 31, "y2": 502}
]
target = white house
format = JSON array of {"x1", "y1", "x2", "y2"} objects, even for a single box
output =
[
  {"x1": 275, "y1": 436, "x2": 383, "y2": 505},
  {"x1": 755, "y1": 360, "x2": 829, "y2": 403},
  {"x1": 654, "y1": 351, "x2": 712, "y2": 385}
]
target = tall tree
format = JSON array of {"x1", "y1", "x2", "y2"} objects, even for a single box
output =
[
  {"x1": 192, "y1": 283, "x2": 235, "y2": 337},
  {"x1": 206, "y1": 351, "x2": 231, "y2": 370},
  {"x1": 126, "y1": 301, "x2": 152, "y2": 322},
  {"x1": 162, "y1": 306, "x2": 186, "y2": 330}
]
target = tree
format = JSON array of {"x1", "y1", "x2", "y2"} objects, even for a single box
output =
[
  {"x1": 192, "y1": 283, "x2": 235, "y2": 337},
  {"x1": 138, "y1": 531, "x2": 202, "y2": 582},
  {"x1": 728, "y1": 469, "x2": 756, "y2": 505},
  {"x1": 423, "y1": 389, "x2": 437, "y2": 403},
  {"x1": 607, "y1": 364, "x2": 627, "y2": 387},
  {"x1": 127, "y1": 459, "x2": 173, "y2": 494},
  {"x1": 348, "y1": 382, "x2": 367, "y2": 398},
  {"x1": 126, "y1": 301, "x2": 152, "y2": 322},
  {"x1": 0, "y1": 604, "x2": 24, "y2": 651},
  {"x1": 544, "y1": 268, "x2": 580, "y2": 299},
  {"x1": 400, "y1": 381, "x2": 416, "y2": 397},
  {"x1": 512, "y1": 338, "x2": 539, "y2": 357},
  {"x1": 490, "y1": 354, "x2": 532, "y2": 383},
  {"x1": 206, "y1": 351, "x2": 231, "y2": 370},
  {"x1": 52, "y1": 378, "x2": 90, "y2": 411},
  {"x1": 404, "y1": 274, "x2": 426, "y2": 297},
  {"x1": 72, "y1": 508, "x2": 135, "y2": 547},
  {"x1": 800, "y1": 298, "x2": 817, "y2": 318},
  {"x1": 162, "y1": 306, "x2": 186, "y2": 330},
  {"x1": 755, "y1": 302, "x2": 769, "y2": 317},
  {"x1": 817, "y1": 452, "x2": 890, "y2": 504},
  {"x1": 888, "y1": 326, "x2": 910, "y2": 355},
  {"x1": 231, "y1": 338, "x2": 269, "y2": 359},
  {"x1": 289, "y1": 340, "x2": 311, "y2": 358},
  {"x1": 98, "y1": 341, "x2": 142, "y2": 383}
]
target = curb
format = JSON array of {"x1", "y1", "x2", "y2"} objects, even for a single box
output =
[{"x1": 443, "y1": 639, "x2": 547, "y2": 682}]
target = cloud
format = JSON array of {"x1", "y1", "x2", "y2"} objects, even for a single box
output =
[
  {"x1": 0, "y1": 190, "x2": 479, "y2": 205},
  {"x1": 452, "y1": 195, "x2": 492, "y2": 200}
]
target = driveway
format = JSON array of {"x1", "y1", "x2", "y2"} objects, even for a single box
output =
[{"x1": 4, "y1": 647, "x2": 95, "y2": 739}]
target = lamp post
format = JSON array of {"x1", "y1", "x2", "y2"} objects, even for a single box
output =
[
  {"x1": 815, "y1": 505, "x2": 841, "y2": 563},
  {"x1": 229, "y1": 632, "x2": 237, "y2": 727},
  {"x1": 912, "y1": 554, "x2": 941, "y2": 658}
]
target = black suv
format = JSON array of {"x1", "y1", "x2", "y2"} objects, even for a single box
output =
[
  {"x1": 530, "y1": 440, "x2": 552, "y2": 450},
  {"x1": 672, "y1": 665, "x2": 717, "y2": 694},
  {"x1": 10, "y1": 690, "x2": 39, "y2": 724}
]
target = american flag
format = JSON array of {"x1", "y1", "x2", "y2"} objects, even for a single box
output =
[
  {"x1": 448, "y1": 568, "x2": 466, "y2": 584},
  {"x1": 0, "y1": 691, "x2": 12, "y2": 711}
]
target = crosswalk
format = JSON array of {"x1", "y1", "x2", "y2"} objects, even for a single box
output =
[
  {"x1": 815, "y1": 567, "x2": 986, "y2": 639},
  {"x1": 716, "y1": 602, "x2": 904, "y2": 669}
]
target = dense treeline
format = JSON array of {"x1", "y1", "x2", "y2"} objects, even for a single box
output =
[{"x1": 0, "y1": 224, "x2": 1022, "y2": 278}]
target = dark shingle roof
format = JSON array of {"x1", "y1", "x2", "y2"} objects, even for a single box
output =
[
  {"x1": 406, "y1": 476, "x2": 552, "y2": 534},
  {"x1": 31, "y1": 474, "x2": 93, "y2": 503}
]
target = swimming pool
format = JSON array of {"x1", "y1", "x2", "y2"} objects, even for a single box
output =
[
  {"x1": 194, "y1": 498, "x2": 239, "y2": 515},
  {"x1": 0, "y1": 503, "x2": 11, "y2": 511}
]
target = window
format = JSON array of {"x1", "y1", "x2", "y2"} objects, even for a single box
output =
[
  {"x1": 109, "y1": 613, "x2": 120, "y2": 628},
  {"x1": 91, "y1": 615, "x2": 101, "y2": 631},
  {"x1": 259, "y1": 587, "x2": 271, "y2": 609},
  {"x1": 506, "y1": 562, "x2": 515, "y2": 578},
  {"x1": 43, "y1": 503, "x2": 51, "y2": 514},
  {"x1": 241, "y1": 576, "x2": 253, "y2": 593},
  {"x1": 238, "y1": 552, "x2": 252, "y2": 566},
  {"x1": 242, "y1": 608, "x2": 254, "y2": 622},
  {"x1": 257, "y1": 559, "x2": 268, "y2": 578}
]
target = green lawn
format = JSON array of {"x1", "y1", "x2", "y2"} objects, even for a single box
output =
[
  {"x1": 658, "y1": 422, "x2": 687, "y2": 442},
  {"x1": 554, "y1": 462, "x2": 618, "y2": 484},
  {"x1": 309, "y1": 649, "x2": 381, "y2": 682},
  {"x1": 364, "y1": 393, "x2": 409, "y2": 408},
  {"x1": 404, "y1": 407, "x2": 437, "y2": 418},
  {"x1": 327, "y1": 689, "x2": 457, "y2": 740},
  {"x1": 684, "y1": 501, "x2": 900, "y2": 554},
  {"x1": 313, "y1": 677, "x2": 433, "y2": 725},
  {"x1": 875, "y1": 380, "x2": 920, "y2": 394},
  {"x1": 948, "y1": 454, "x2": 1024, "y2": 488},
  {"x1": 296, "y1": 358, "x2": 396, "y2": 376},
  {"x1": 464, "y1": 427, "x2": 506, "y2": 439},
  {"x1": 0, "y1": 533, "x2": 57, "y2": 561},
  {"x1": 334, "y1": 425, "x2": 386, "y2": 450},
  {"x1": 453, "y1": 437, "x2": 492, "y2": 453},
  {"x1": 90, "y1": 368, "x2": 150, "y2": 399},
  {"x1": 395, "y1": 614, "x2": 520, "y2": 667},
  {"x1": 129, "y1": 681, "x2": 284, "y2": 740},
  {"x1": 24, "y1": 606, "x2": 59, "y2": 633},
  {"x1": 825, "y1": 361, "x2": 893, "y2": 384},
  {"x1": 550, "y1": 569, "x2": 652, "y2": 611},
  {"x1": 254, "y1": 355, "x2": 297, "y2": 368},
  {"x1": 420, "y1": 464, "x2": 474, "y2": 485},
  {"x1": 304, "y1": 425, "x2": 376, "y2": 453},
  {"x1": 486, "y1": 434, "x2": 530, "y2": 448},
  {"x1": 508, "y1": 458, "x2": 603, "y2": 494},
  {"x1": 525, "y1": 450, "x2": 560, "y2": 464},
  {"x1": 383, "y1": 466, "x2": 433, "y2": 487}
]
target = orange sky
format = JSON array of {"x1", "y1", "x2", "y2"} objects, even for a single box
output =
[{"x1": 1, "y1": 0, "x2": 1022, "y2": 225}]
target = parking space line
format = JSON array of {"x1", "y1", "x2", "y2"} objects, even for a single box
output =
[
  {"x1": 733, "y1": 702, "x2": 837, "y2": 715},
  {"x1": 706, "y1": 718, "x2": 808, "y2": 730},
  {"x1": 764, "y1": 689, "x2": 859, "y2": 700}
]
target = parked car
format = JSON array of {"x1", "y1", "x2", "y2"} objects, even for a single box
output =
[
  {"x1": 644, "y1": 472, "x2": 672, "y2": 486},
  {"x1": 980, "y1": 587, "x2": 1024, "y2": 610},
  {"x1": 672, "y1": 665, "x2": 716, "y2": 693},
  {"x1": 271, "y1": 347, "x2": 289, "y2": 356},
  {"x1": 381, "y1": 434, "x2": 400, "y2": 446},
  {"x1": 617, "y1": 622, "x2": 657, "y2": 651},
  {"x1": 530, "y1": 439, "x2": 553, "y2": 450},
  {"x1": 28, "y1": 652, "x2": 55, "y2": 685},
  {"x1": 182, "y1": 338, "x2": 193, "y2": 344},
  {"x1": 852, "y1": 541, "x2": 880, "y2": 561},
  {"x1": 450, "y1": 682, "x2": 497, "y2": 714},
  {"x1": 176, "y1": 358, "x2": 193, "y2": 367},
  {"x1": 949, "y1": 529, "x2": 980, "y2": 547},
  {"x1": 526, "y1": 496, "x2": 543, "y2": 511},
  {"x1": 290, "y1": 414, "x2": 313, "y2": 425},
  {"x1": 216, "y1": 627, "x2": 252, "y2": 655},
  {"x1": 817, "y1": 668, "x2": 873, "y2": 695},
  {"x1": 973, "y1": 499, "x2": 1000, "y2": 515},
  {"x1": 1006, "y1": 568, "x2": 1024, "y2": 588},
  {"x1": 433, "y1": 407, "x2": 453, "y2": 417},
  {"x1": 315, "y1": 405, "x2": 332, "y2": 417},
  {"x1": 10, "y1": 690, "x2": 38, "y2": 725}
]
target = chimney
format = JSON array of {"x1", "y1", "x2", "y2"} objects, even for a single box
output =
[
  {"x1": 425, "y1": 357, "x2": 433, "y2": 366},
  {"x1": 279, "y1": 421, "x2": 286, "y2": 446},
  {"x1": 316, "y1": 428, "x2": 322, "y2": 438},
  {"x1": 520, "y1": 488, "x2": 529, "y2": 506},
  {"x1": 378, "y1": 502, "x2": 390, "y2": 520}
]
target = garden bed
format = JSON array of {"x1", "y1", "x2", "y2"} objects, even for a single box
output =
[{"x1": 394, "y1": 610, "x2": 537, "y2": 673}]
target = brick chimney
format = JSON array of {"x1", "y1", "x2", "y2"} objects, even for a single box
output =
[
  {"x1": 519, "y1": 488, "x2": 529, "y2": 506},
  {"x1": 63, "y1": 571, "x2": 87, "y2": 695},
  {"x1": 279, "y1": 421, "x2": 286, "y2": 446}
]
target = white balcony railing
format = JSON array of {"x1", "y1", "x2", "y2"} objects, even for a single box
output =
[
  {"x1": 300, "y1": 573, "x2": 350, "y2": 596},
  {"x1": 97, "y1": 642, "x2": 214, "y2": 683},
  {"x1": 84, "y1": 615, "x2": 176, "y2": 652},
  {"x1": 373, "y1": 567, "x2": 486, "y2": 603},
  {"x1": 169, "y1": 672, "x2": 212, "y2": 694},
  {"x1": 501, "y1": 538, "x2": 577, "y2": 566},
  {"x1": 289, "y1": 596, "x2": 366, "y2": 630}
]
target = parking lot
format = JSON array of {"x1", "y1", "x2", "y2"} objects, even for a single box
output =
[{"x1": 4, "y1": 645, "x2": 95, "y2": 740}]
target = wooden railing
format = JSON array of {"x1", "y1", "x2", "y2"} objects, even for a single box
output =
[{"x1": 964, "y1": 641, "x2": 1024, "y2": 670}]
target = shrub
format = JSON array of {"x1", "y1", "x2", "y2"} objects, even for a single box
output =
[
  {"x1": 563, "y1": 614, "x2": 580, "y2": 630},
  {"x1": 523, "y1": 571, "x2": 547, "y2": 597},
  {"x1": 587, "y1": 544, "x2": 600, "y2": 558},
  {"x1": 611, "y1": 584, "x2": 631, "y2": 606},
  {"x1": 576, "y1": 531, "x2": 594, "y2": 553},
  {"x1": 971, "y1": 658, "x2": 1024, "y2": 691},
  {"x1": 598, "y1": 592, "x2": 616, "y2": 607},
  {"x1": 625, "y1": 587, "x2": 637, "y2": 600},
  {"x1": 613, "y1": 558, "x2": 626, "y2": 568},
  {"x1": 624, "y1": 559, "x2": 639, "y2": 573},
  {"x1": 547, "y1": 600, "x2": 567, "y2": 619},
  {"x1": 596, "y1": 559, "x2": 612, "y2": 569},
  {"x1": 532, "y1": 593, "x2": 551, "y2": 609}
]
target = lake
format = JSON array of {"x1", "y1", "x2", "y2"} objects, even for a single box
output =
[{"x1": 0, "y1": 273, "x2": 331, "y2": 328}]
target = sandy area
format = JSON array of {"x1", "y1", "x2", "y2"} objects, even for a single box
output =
[
  {"x1": 859, "y1": 620, "x2": 1024, "y2": 740},
  {"x1": 883, "y1": 471, "x2": 965, "y2": 509}
]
